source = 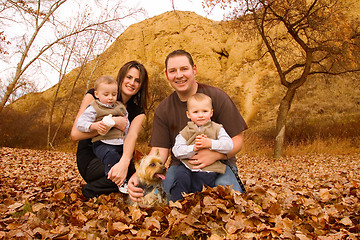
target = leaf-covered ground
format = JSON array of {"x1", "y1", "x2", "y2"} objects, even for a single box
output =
[{"x1": 0, "y1": 147, "x2": 359, "y2": 239}]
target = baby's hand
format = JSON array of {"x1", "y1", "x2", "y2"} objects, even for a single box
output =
[
  {"x1": 90, "y1": 121, "x2": 107, "y2": 135},
  {"x1": 193, "y1": 145, "x2": 200, "y2": 152},
  {"x1": 195, "y1": 134, "x2": 212, "y2": 150}
]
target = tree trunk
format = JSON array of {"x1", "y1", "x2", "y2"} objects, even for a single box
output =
[
  {"x1": 47, "y1": 79, "x2": 63, "y2": 149},
  {"x1": 273, "y1": 87, "x2": 296, "y2": 158},
  {"x1": 0, "y1": 77, "x2": 18, "y2": 112},
  {"x1": 50, "y1": 72, "x2": 81, "y2": 147}
]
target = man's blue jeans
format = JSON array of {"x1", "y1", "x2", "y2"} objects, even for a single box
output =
[{"x1": 163, "y1": 164, "x2": 244, "y2": 196}]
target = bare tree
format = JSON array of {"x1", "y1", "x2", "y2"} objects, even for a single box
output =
[
  {"x1": 204, "y1": 0, "x2": 360, "y2": 157},
  {"x1": 46, "y1": 31, "x2": 79, "y2": 150},
  {"x1": 46, "y1": 27, "x2": 113, "y2": 149},
  {"x1": 0, "y1": 31, "x2": 10, "y2": 54},
  {"x1": 0, "y1": 0, "x2": 144, "y2": 112}
]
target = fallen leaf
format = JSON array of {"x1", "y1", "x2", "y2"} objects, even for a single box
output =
[
  {"x1": 1, "y1": 148, "x2": 359, "y2": 239},
  {"x1": 53, "y1": 192, "x2": 65, "y2": 201},
  {"x1": 7, "y1": 202, "x2": 23, "y2": 210},
  {"x1": 112, "y1": 222, "x2": 130, "y2": 232},
  {"x1": 225, "y1": 219, "x2": 243, "y2": 234},
  {"x1": 339, "y1": 216, "x2": 353, "y2": 226},
  {"x1": 144, "y1": 216, "x2": 161, "y2": 230},
  {"x1": 32, "y1": 203, "x2": 46, "y2": 212},
  {"x1": 6, "y1": 223, "x2": 22, "y2": 230}
]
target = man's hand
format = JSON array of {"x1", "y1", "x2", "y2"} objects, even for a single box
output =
[
  {"x1": 189, "y1": 148, "x2": 224, "y2": 169},
  {"x1": 127, "y1": 173, "x2": 144, "y2": 202}
]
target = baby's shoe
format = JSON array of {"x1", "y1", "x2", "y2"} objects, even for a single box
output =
[{"x1": 118, "y1": 180, "x2": 128, "y2": 194}]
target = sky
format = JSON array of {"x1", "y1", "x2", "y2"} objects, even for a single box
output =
[{"x1": 126, "y1": 0, "x2": 226, "y2": 23}]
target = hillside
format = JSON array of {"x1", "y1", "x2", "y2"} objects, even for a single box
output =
[{"x1": 2, "y1": 10, "x2": 360, "y2": 151}]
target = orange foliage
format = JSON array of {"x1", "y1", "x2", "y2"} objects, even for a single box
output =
[{"x1": 0, "y1": 147, "x2": 359, "y2": 239}]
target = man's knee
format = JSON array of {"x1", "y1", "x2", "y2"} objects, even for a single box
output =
[
  {"x1": 163, "y1": 165, "x2": 177, "y2": 194},
  {"x1": 215, "y1": 165, "x2": 243, "y2": 192}
]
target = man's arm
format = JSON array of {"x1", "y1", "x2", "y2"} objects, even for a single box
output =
[
  {"x1": 226, "y1": 132, "x2": 244, "y2": 158},
  {"x1": 148, "y1": 147, "x2": 170, "y2": 164}
]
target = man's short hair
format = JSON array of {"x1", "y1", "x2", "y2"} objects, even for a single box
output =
[{"x1": 165, "y1": 49, "x2": 195, "y2": 69}]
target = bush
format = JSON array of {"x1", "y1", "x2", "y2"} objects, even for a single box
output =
[{"x1": 0, "y1": 106, "x2": 48, "y2": 149}]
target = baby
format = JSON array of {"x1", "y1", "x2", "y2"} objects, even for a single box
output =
[
  {"x1": 76, "y1": 75, "x2": 129, "y2": 187},
  {"x1": 171, "y1": 93, "x2": 233, "y2": 202}
]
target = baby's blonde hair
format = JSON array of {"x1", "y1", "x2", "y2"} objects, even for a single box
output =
[
  {"x1": 94, "y1": 75, "x2": 117, "y2": 90},
  {"x1": 187, "y1": 93, "x2": 212, "y2": 110}
]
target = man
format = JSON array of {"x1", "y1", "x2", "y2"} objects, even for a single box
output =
[{"x1": 128, "y1": 50, "x2": 248, "y2": 202}]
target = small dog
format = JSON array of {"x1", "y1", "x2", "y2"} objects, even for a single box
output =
[{"x1": 133, "y1": 149, "x2": 167, "y2": 208}]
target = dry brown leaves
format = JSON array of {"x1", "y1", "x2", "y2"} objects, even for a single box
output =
[{"x1": 0, "y1": 147, "x2": 359, "y2": 239}]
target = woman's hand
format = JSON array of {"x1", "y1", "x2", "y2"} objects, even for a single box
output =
[
  {"x1": 113, "y1": 116, "x2": 128, "y2": 132},
  {"x1": 108, "y1": 160, "x2": 129, "y2": 186},
  {"x1": 127, "y1": 173, "x2": 144, "y2": 202},
  {"x1": 189, "y1": 149, "x2": 224, "y2": 169}
]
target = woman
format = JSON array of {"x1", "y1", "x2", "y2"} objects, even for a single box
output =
[{"x1": 71, "y1": 61, "x2": 148, "y2": 198}]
